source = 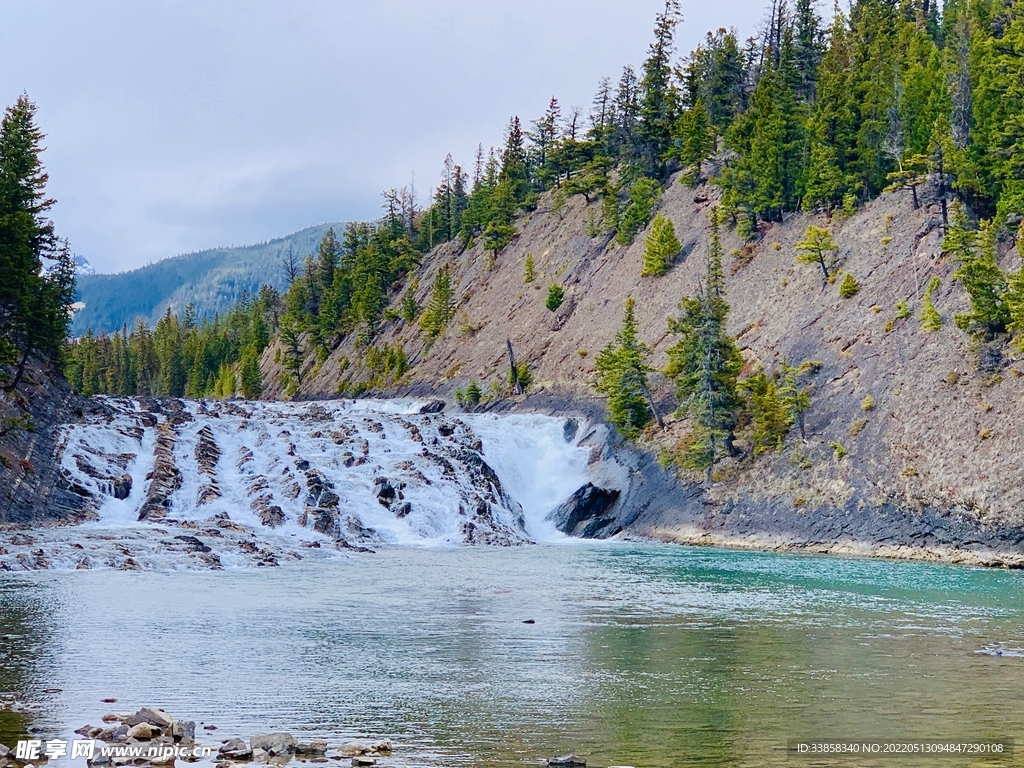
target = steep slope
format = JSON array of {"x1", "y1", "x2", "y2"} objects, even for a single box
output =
[
  {"x1": 73, "y1": 222, "x2": 345, "y2": 335},
  {"x1": 262, "y1": 172, "x2": 1024, "y2": 566}
]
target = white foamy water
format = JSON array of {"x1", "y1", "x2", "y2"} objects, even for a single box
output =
[{"x1": 1, "y1": 398, "x2": 610, "y2": 571}]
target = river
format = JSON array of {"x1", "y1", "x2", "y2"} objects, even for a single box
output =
[{"x1": 2, "y1": 543, "x2": 1023, "y2": 767}]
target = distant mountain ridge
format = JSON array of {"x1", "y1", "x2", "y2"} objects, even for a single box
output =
[{"x1": 72, "y1": 222, "x2": 344, "y2": 336}]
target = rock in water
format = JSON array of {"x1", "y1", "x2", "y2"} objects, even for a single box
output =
[
  {"x1": 249, "y1": 733, "x2": 296, "y2": 755},
  {"x1": 562, "y1": 418, "x2": 579, "y2": 442},
  {"x1": 547, "y1": 483, "x2": 620, "y2": 537},
  {"x1": 125, "y1": 723, "x2": 153, "y2": 740},
  {"x1": 419, "y1": 399, "x2": 446, "y2": 413},
  {"x1": 218, "y1": 738, "x2": 252, "y2": 759},
  {"x1": 113, "y1": 473, "x2": 132, "y2": 500},
  {"x1": 126, "y1": 707, "x2": 173, "y2": 728},
  {"x1": 548, "y1": 755, "x2": 586, "y2": 767}
]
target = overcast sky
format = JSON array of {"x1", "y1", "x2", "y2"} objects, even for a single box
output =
[{"x1": 1, "y1": 1, "x2": 771, "y2": 274}]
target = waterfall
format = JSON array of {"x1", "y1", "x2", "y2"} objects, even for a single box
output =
[{"x1": 10, "y1": 397, "x2": 610, "y2": 570}]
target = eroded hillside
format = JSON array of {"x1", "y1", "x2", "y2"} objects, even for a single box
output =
[{"x1": 260, "y1": 174, "x2": 1024, "y2": 565}]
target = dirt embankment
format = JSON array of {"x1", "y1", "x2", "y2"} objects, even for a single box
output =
[
  {"x1": 261, "y1": 172, "x2": 1024, "y2": 566},
  {"x1": 0, "y1": 356, "x2": 94, "y2": 527}
]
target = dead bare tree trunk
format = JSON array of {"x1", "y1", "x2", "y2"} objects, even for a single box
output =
[
  {"x1": 506, "y1": 338, "x2": 523, "y2": 395},
  {"x1": 637, "y1": 377, "x2": 663, "y2": 429}
]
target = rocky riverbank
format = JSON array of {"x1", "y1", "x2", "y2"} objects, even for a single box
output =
[{"x1": 0, "y1": 706, "x2": 395, "y2": 768}]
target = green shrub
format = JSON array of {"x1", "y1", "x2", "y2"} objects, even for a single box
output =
[
  {"x1": 546, "y1": 284, "x2": 565, "y2": 311},
  {"x1": 508, "y1": 361, "x2": 531, "y2": 392},
  {"x1": 839, "y1": 272, "x2": 860, "y2": 298}
]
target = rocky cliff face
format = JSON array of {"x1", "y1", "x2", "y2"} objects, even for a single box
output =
[
  {"x1": 0, "y1": 356, "x2": 94, "y2": 527},
  {"x1": 261, "y1": 173, "x2": 1024, "y2": 565}
]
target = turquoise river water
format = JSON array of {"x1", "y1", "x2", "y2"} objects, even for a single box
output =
[{"x1": 2, "y1": 542, "x2": 1024, "y2": 767}]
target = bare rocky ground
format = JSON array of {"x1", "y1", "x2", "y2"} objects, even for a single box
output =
[{"x1": 261, "y1": 172, "x2": 1024, "y2": 566}]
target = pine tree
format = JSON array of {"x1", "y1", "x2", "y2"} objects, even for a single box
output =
[
  {"x1": 616, "y1": 177, "x2": 661, "y2": 245},
  {"x1": 595, "y1": 296, "x2": 659, "y2": 437},
  {"x1": 637, "y1": 0, "x2": 683, "y2": 174},
  {"x1": 665, "y1": 208, "x2": 743, "y2": 482},
  {"x1": 464, "y1": 379, "x2": 482, "y2": 407},
  {"x1": 803, "y1": 10, "x2": 857, "y2": 210},
  {"x1": 920, "y1": 276, "x2": 942, "y2": 332},
  {"x1": 400, "y1": 278, "x2": 420, "y2": 323},
  {"x1": 239, "y1": 345, "x2": 263, "y2": 399},
  {"x1": 838, "y1": 272, "x2": 860, "y2": 298},
  {"x1": 777, "y1": 358, "x2": 811, "y2": 440},
  {"x1": 741, "y1": 369, "x2": 790, "y2": 455},
  {"x1": 947, "y1": 214, "x2": 1009, "y2": 337},
  {"x1": 1006, "y1": 267, "x2": 1024, "y2": 352},
  {"x1": 420, "y1": 266, "x2": 455, "y2": 339},
  {"x1": 795, "y1": 225, "x2": 839, "y2": 280},
  {"x1": 0, "y1": 94, "x2": 73, "y2": 389},
  {"x1": 720, "y1": 63, "x2": 806, "y2": 223},
  {"x1": 642, "y1": 213, "x2": 680, "y2": 277},
  {"x1": 524, "y1": 253, "x2": 536, "y2": 283},
  {"x1": 672, "y1": 98, "x2": 714, "y2": 173}
]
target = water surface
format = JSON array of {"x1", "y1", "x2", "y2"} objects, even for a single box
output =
[{"x1": 2, "y1": 543, "x2": 1023, "y2": 767}]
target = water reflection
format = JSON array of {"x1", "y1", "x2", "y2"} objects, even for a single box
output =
[{"x1": 0, "y1": 578, "x2": 63, "y2": 748}]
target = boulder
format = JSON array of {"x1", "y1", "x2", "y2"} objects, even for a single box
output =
[
  {"x1": 250, "y1": 748, "x2": 268, "y2": 761},
  {"x1": 126, "y1": 723, "x2": 154, "y2": 740},
  {"x1": 101, "y1": 713, "x2": 120, "y2": 723},
  {"x1": 294, "y1": 739, "x2": 327, "y2": 754},
  {"x1": 351, "y1": 758, "x2": 377, "y2": 768},
  {"x1": 174, "y1": 535, "x2": 211, "y2": 553},
  {"x1": 171, "y1": 720, "x2": 195, "y2": 743},
  {"x1": 546, "y1": 484, "x2": 620, "y2": 537},
  {"x1": 249, "y1": 733, "x2": 296, "y2": 756},
  {"x1": 0, "y1": 744, "x2": 9, "y2": 758},
  {"x1": 562, "y1": 418, "x2": 579, "y2": 443},
  {"x1": 113, "y1": 474, "x2": 132, "y2": 500},
  {"x1": 419, "y1": 400, "x2": 446, "y2": 414},
  {"x1": 368, "y1": 740, "x2": 392, "y2": 754},
  {"x1": 374, "y1": 478, "x2": 396, "y2": 506},
  {"x1": 312, "y1": 507, "x2": 337, "y2": 535},
  {"x1": 218, "y1": 738, "x2": 252, "y2": 760}
]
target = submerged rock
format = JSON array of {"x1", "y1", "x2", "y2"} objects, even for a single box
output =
[{"x1": 548, "y1": 755, "x2": 586, "y2": 767}]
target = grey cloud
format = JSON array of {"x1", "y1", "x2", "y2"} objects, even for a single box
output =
[{"x1": 1, "y1": 0, "x2": 769, "y2": 273}]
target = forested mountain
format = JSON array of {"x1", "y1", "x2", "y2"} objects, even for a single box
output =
[
  {"x1": 64, "y1": 0, "x2": 1024, "y2": 507},
  {"x1": 71, "y1": 222, "x2": 345, "y2": 337}
]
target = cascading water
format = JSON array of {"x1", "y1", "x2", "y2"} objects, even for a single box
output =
[{"x1": 0, "y1": 398, "x2": 613, "y2": 571}]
